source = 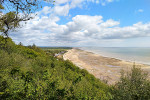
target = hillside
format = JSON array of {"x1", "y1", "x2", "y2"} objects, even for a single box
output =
[
  {"x1": 0, "y1": 36, "x2": 112, "y2": 100},
  {"x1": 1, "y1": 36, "x2": 150, "y2": 100}
]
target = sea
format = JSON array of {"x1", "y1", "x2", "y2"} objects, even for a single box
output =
[{"x1": 79, "y1": 47, "x2": 150, "y2": 65}]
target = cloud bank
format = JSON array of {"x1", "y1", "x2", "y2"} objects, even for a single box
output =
[
  {"x1": 8, "y1": 0, "x2": 150, "y2": 46},
  {"x1": 11, "y1": 13, "x2": 150, "y2": 46}
]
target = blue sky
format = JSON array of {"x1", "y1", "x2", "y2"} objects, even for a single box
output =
[{"x1": 10, "y1": 0, "x2": 150, "y2": 47}]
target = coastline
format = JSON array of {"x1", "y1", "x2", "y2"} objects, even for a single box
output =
[
  {"x1": 63, "y1": 48, "x2": 150, "y2": 84},
  {"x1": 79, "y1": 47, "x2": 150, "y2": 66}
]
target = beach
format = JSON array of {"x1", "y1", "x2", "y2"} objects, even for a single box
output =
[{"x1": 63, "y1": 48, "x2": 150, "y2": 84}]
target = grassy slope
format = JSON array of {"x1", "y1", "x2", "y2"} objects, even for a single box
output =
[{"x1": 0, "y1": 36, "x2": 112, "y2": 100}]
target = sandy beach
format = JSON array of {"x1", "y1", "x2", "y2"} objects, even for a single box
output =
[{"x1": 63, "y1": 48, "x2": 150, "y2": 84}]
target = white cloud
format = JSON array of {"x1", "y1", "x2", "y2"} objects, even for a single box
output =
[
  {"x1": 89, "y1": 0, "x2": 116, "y2": 6},
  {"x1": 53, "y1": 4, "x2": 70, "y2": 16},
  {"x1": 8, "y1": 1, "x2": 150, "y2": 46},
  {"x1": 49, "y1": 0, "x2": 84, "y2": 16},
  {"x1": 41, "y1": 6, "x2": 52, "y2": 15},
  {"x1": 138, "y1": 9, "x2": 144, "y2": 13},
  {"x1": 100, "y1": 19, "x2": 120, "y2": 27},
  {"x1": 96, "y1": 0, "x2": 100, "y2": 4},
  {"x1": 70, "y1": 0, "x2": 84, "y2": 8},
  {"x1": 55, "y1": 0, "x2": 71, "y2": 5},
  {"x1": 135, "y1": 9, "x2": 144, "y2": 14},
  {"x1": 11, "y1": 12, "x2": 150, "y2": 46},
  {"x1": 107, "y1": 0, "x2": 113, "y2": 2},
  {"x1": 51, "y1": 0, "x2": 116, "y2": 16}
]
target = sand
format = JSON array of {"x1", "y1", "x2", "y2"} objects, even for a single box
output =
[{"x1": 63, "y1": 48, "x2": 150, "y2": 85}]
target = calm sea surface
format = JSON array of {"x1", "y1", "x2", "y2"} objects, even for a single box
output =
[{"x1": 79, "y1": 47, "x2": 150, "y2": 65}]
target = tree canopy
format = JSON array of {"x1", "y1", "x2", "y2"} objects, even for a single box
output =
[{"x1": 0, "y1": 0, "x2": 53, "y2": 38}]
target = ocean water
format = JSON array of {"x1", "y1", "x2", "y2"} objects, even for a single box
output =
[{"x1": 79, "y1": 47, "x2": 150, "y2": 65}]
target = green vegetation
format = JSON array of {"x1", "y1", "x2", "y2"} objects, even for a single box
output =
[
  {"x1": 0, "y1": 0, "x2": 53, "y2": 38},
  {"x1": 112, "y1": 66, "x2": 150, "y2": 100},
  {"x1": 0, "y1": 36, "x2": 111, "y2": 99},
  {"x1": 41, "y1": 47, "x2": 72, "y2": 50},
  {"x1": 1, "y1": 36, "x2": 150, "y2": 100},
  {"x1": 41, "y1": 47, "x2": 72, "y2": 56}
]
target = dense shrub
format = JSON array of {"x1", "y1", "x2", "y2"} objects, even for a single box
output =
[
  {"x1": 112, "y1": 66, "x2": 150, "y2": 100},
  {"x1": 0, "y1": 36, "x2": 111, "y2": 100}
]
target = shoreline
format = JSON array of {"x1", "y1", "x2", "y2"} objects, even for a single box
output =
[
  {"x1": 79, "y1": 48, "x2": 150, "y2": 66},
  {"x1": 63, "y1": 48, "x2": 150, "y2": 84}
]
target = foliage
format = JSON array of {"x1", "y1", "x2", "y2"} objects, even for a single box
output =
[
  {"x1": 41, "y1": 47, "x2": 72, "y2": 50},
  {"x1": 1, "y1": 36, "x2": 150, "y2": 100},
  {"x1": 0, "y1": 36, "x2": 16, "y2": 53},
  {"x1": 112, "y1": 66, "x2": 150, "y2": 100},
  {"x1": 44, "y1": 49, "x2": 67, "y2": 56},
  {"x1": 41, "y1": 47, "x2": 72, "y2": 56},
  {"x1": 0, "y1": 36, "x2": 112, "y2": 100},
  {"x1": 0, "y1": 0, "x2": 54, "y2": 38},
  {"x1": 0, "y1": 12, "x2": 20, "y2": 37}
]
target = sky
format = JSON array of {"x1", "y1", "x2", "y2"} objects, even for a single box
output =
[{"x1": 10, "y1": 0, "x2": 150, "y2": 47}]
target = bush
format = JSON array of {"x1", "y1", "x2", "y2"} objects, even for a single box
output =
[
  {"x1": 112, "y1": 66, "x2": 150, "y2": 100},
  {"x1": 0, "y1": 36, "x2": 16, "y2": 53}
]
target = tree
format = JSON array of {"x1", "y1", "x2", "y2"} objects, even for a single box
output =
[
  {"x1": 0, "y1": 0, "x2": 54, "y2": 38},
  {"x1": 18, "y1": 42, "x2": 23, "y2": 46}
]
